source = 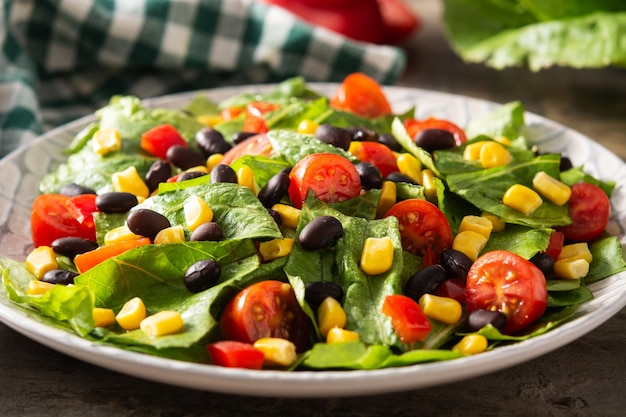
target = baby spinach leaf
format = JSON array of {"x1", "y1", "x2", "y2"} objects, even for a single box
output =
[
  {"x1": 548, "y1": 286, "x2": 593, "y2": 307},
  {"x1": 482, "y1": 224, "x2": 552, "y2": 259},
  {"x1": 586, "y1": 236, "x2": 626, "y2": 283}
]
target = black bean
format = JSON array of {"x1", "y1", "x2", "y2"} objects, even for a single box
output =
[
  {"x1": 355, "y1": 161, "x2": 383, "y2": 190},
  {"x1": 414, "y1": 129, "x2": 455, "y2": 153},
  {"x1": 210, "y1": 164, "x2": 237, "y2": 183},
  {"x1": 440, "y1": 248, "x2": 473, "y2": 281},
  {"x1": 378, "y1": 133, "x2": 402, "y2": 152},
  {"x1": 96, "y1": 192, "x2": 138, "y2": 213},
  {"x1": 59, "y1": 183, "x2": 96, "y2": 197},
  {"x1": 126, "y1": 208, "x2": 171, "y2": 240},
  {"x1": 177, "y1": 170, "x2": 207, "y2": 182},
  {"x1": 298, "y1": 216, "x2": 343, "y2": 251},
  {"x1": 304, "y1": 281, "x2": 345, "y2": 307},
  {"x1": 189, "y1": 222, "x2": 223, "y2": 241},
  {"x1": 267, "y1": 208, "x2": 282, "y2": 226},
  {"x1": 530, "y1": 252, "x2": 555, "y2": 277},
  {"x1": 42, "y1": 269, "x2": 79, "y2": 286},
  {"x1": 315, "y1": 124, "x2": 351, "y2": 151},
  {"x1": 184, "y1": 259, "x2": 221, "y2": 293},
  {"x1": 144, "y1": 160, "x2": 172, "y2": 192},
  {"x1": 346, "y1": 126, "x2": 378, "y2": 142},
  {"x1": 257, "y1": 172, "x2": 290, "y2": 208},
  {"x1": 279, "y1": 166, "x2": 293, "y2": 176},
  {"x1": 386, "y1": 172, "x2": 418, "y2": 185},
  {"x1": 196, "y1": 127, "x2": 232, "y2": 156},
  {"x1": 51, "y1": 237, "x2": 98, "y2": 259},
  {"x1": 404, "y1": 264, "x2": 447, "y2": 302},
  {"x1": 466, "y1": 309, "x2": 507, "y2": 332},
  {"x1": 166, "y1": 145, "x2": 206, "y2": 170},
  {"x1": 560, "y1": 156, "x2": 573, "y2": 172},
  {"x1": 232, "y1": 131, "x2": 257, "y2": 145}
]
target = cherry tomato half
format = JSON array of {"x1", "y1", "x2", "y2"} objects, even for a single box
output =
[
  {"x1": 557, "y1": 182, "x2": 611, "y2": 242},
  {"x1": 220, "y1": 134, "x2": 273, "y2": 165},
  {"x1": 465, "y1": 250, "x2": 548, "y2": 335},
  {"x1": 207, "y1": 340, "x2": 265, "y2": 370},
  {"x1": 243, "y1": 102, "x2": 280, "y2": 134},
  {"x1": 330, "y1": 73, "x2": 392, "y2": 118},
  {"x1": 140, "y1": 124, "x2": 188, "y2": 159},
  {"x1": 384, "y1": 199, "x2": 453, "y2": 258},
  {"x1": 352, "y1": 141, "x2": 399, "y2": 178},
  {"x1": 382, "y1": 294, "x2": 432, "y2": 343},
  {"x1": 288, "y1": 153, "x2": 361, "y2": 209},
  {"x1": 219, "y1": 280, "x2": 310, "y2": 352},
  {"x1": 403, "y1": 117, "x2": 467, "y2": 147}
]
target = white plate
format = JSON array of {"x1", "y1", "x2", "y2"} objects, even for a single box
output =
[{"x1": 1, "y1": 84, "x2": 625, "y2": 398}]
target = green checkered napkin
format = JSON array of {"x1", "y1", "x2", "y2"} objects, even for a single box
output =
[{"x1": 0, "y1": 0, "x2": 406, "y2": 158}]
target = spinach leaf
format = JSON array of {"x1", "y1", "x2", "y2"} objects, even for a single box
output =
[
  {"x1": 586, "y1": 236, "x2": 626, "y2": 283},
  {"x1": 482, "y1": 224, "x2": 552, "y2": 259}
]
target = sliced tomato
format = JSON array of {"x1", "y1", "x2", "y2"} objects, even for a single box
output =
[
  {"x1": 140, "y1": 124, "x2": 188, "y2": 159},
  {"x1": 545, "y1": 230, "x2": 564, "y2": 260},
  {"x1": 219, "y1": 280, "x2": 310, "y2": 352},
  {"x1": 330, "y1": 73, "x2": 392, "y2": 118},
  {"x1": 288, "y1": 153, "x2": 361, "y2": 208},
  {"x1": 242, "y1": 102, "x2": 280, "y2": 134},
  {"x1": 382, "y1": 294, "x2": 432, "y2": 343},
  {"x1": 403, "y1": 117, "x2": 467, "y2": 147},
  {"x1": 31, "y1": 194, "x2": 98, "y2": 248},
  {"x1": 220, "y1": 106, "x2": 244, "y2": 121},
  {"x1": 207, "y1": 341, "x2": 265, "y2": 370},
  {"x1": 378, "y1": 0, "x2": 420, "y2": 43},
  {"x1": 384, "y1": 199, "x2": 453, "y2": 258},
  {"x1": 465, "y1": 250, "x2": 548, "y2": 335},
  {"x1": 557, "y1": 182, "x2": 610, "y2": 242},
  {"x1": 351, "y1": 141, "x2": 398, "y2": 178},
  {"x1": 74, "y1": 238, "x2": 151, "y2": 273},
  {"x1": 220, "y1": 134, "x2": 273, "y2": 165}
]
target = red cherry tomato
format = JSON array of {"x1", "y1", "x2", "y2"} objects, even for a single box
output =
[
  {"x1": 384, "y1": 199, "x2": 453, "y2": 258},
  {"x1": 352, "y1": 141, "x2": 399, "y2": 178},
  {"x1": 382, "y1": 294, "x2": 432, "y2": 343},
  {"x1": 465, "y1": 250, "x2": 548, "y2": 335},
  {"x1": 140, "y1": 124, "x2": 188, "y2": 159},
  {"x1": 288, "y1": 153, "x2": 361, "y2": 209},
  {"x1": 31, "y1": 193, "x2": 98, "y2": 247},
  {"x1": 220, "y1": 134, "x2": 273, "y2": 165},
  {"x1": 403, "y1": 117, "x2": 467, "y2": 147},
  {"x1": 545, "y1": 231, "x2": 564, "y2": 260},
  {"x1": 557, "y1": 182, "x2": 611, "y2": 242},
  {"x1": 220, "y1": 106, "x2": 244, "y2": 121},
  {"x1": 330, "y1": 73, "x2": 392, "y2": 118},
  {"x1": 243, "y1": 102, "x2": 280, "y2": 134},
  {"x1": 219, "y1": 280, "x2": 310, "y2": 352},
  {"x1": 207, "y1": 341, "x2": 265, "y2": 370}
]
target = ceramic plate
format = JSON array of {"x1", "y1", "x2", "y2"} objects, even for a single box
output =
[{"x1": 1, "y1": 84, "x2": 625, "y2": 398}]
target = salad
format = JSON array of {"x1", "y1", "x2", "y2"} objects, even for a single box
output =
[{"x1": 0, "y1": 73, "x2": 624, "y2": 371}]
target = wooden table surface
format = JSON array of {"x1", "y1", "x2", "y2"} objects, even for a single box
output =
[{"x1": 1, "y1": 2, "x2": 625, "y2": 416}]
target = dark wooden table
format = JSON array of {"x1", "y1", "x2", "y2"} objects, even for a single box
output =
[{"x1": 1, "y1": 2, "x2": 625, "y2": 416}]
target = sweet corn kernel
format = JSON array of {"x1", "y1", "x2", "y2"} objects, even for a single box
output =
[
  {"x1": 558, "y1": 242, "x2": 593, "y2": 262},
  {"x1": 271, "y1": 204, "x2": 301, "y2": 229},
  {"x1": 116, "y1": 297, "x2": 147, "y2": 331},
  {"x1": 396, "y1": 153, "x2": 422, "y2": 183},
  {"x1": 532, "y1": 171, "x2": 571, "y2": 206},
  {"x1": 93, "y1": 308, "x2": 116, "y2": 327},
  {"x1": 452, "y1": 334, "x2": 488, "y2": 355},
  {"x1": 140, "y1": 310, "x2": 184, "y2": 337},
  {"x1": 25, "y1": 246, "x2": 58, "y2": 279},
  {"x1": 253, "y1": 337, "x2": 297, "y2": 367},
  {"x1": 419, "y1": 169, "x2": 437, "y2": 202},
  {"x1": 196, "y1": 115, "x2": 223, "y2": 126},
  {"x1": 553, "y1": 258, "x2": 590, "y2": 280},
  {"x1": 459, "y1": 215, "x2": 493, "y2": 239},
  {"x1": 318, "y1": 297, "x2": 347, "y2": 338},
  {"x1": 237, "y1": 165, "x2": 256, "y2": 193},
  {"x1": 104, "y1": 225, "x2": 143, "y2": 245},
  {"x1": 185, "y1": 165, "x2": 209, "y2": 174},
  {"x1": 494, "y1": 136, "x2": 512, "y2": 146},
  {"x1": 419, "y1": 293, "x2": 463, "y2": 324},
  {"x1": 481, "y1": 212, "x2": 506, "y2": 233},
  {"x1": 206, "y1": 153, "x2": 224, "y2": 172},
  {"x1": 259, "y1": 238, "x2": 295, "y2": 261},
  {"x1": 479, "y1": 141, "x2": 512, "y2": 168},
  {"x1": 463, "y1": 141, "x2": 487, "y2": 161},
  {"x1": 503, "y1": 184, "x2": 543, "y2": 216},
  {"x1": 112, "y1": 166, "x2": 150, "y2": 199},
  {"x1": 360, "y1": 236, "x2": 394, "y2": 275},
  {"x1": 297, "y1": 119, "x2": 319, "y2": 134},
  {"x1": 154, "y1": 225, "x2": 186, "y2": 244},
  {"x1": 326, "y1": 327, "x2": 360, "y2": 344},
  {"x1": 184, "y1": 195, "x2": 214, "y2": 231},
  {"x1": 26, "y1": 280, "x2": 55, "y2": 295},
  {"x1": 92, "y1": 128, "x2": 122, "y2": 155},
  {"x1": 348, "y1": 141, "x2": 362, "y2": 155},
  {"x1": 376, "y1": 181, "x2": 396, "y2": 217},
  {"x1": 452, "y1": 230, "x2": 488, "y2": 261}
]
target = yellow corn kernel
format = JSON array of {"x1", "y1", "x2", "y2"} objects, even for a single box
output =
[
  {"x1": 185, "y1": 165, "x2": 209, "y2": 174},
  {"x1": 494, "y1": 136, "x2": 512, "y2": 146},
  {"x1": 326, "y1": 327, "x2": 360, "y2": 344},
  {"x1": 553, "y1": 258, "x2": 590, "y2": 280},
  {"x1": 348, "y1": 141, "x2": 362, "y2": 155},
  {"x1": 140, "y1": 310, "x2": 184, "y2": 337},
  {"x1": 253, "y1": 337, "x2": 297, "y2": 367},
  {"x1": 360, "y1": 236, "x2": 394, "y2": 275},
  {"x1": 318, "y1": 297, "x2": 347, "y2": 338},
  {"x1": 25, "y1": 246, "x2": 58, "y2": 279},
  {"x1": 481, "y1": 211, "x2": 506, "y2": 233},
  {"x1": 459, "y1": 215, "x2": 493, "y2": 240},
  {"x1": 116, "y1": 297, "x2": 147, "y2": 331},
  {"x1": 184, "y1": 195, "x2": 214, "y2": 231},
  {"x1": 271, "y1": 204, "x2": 301, "y2": 229},
  {"x1": 297, "y1": 119, "x2": 319, "y2": 134},
  {"x1": 463, "y1": 141, "x2": 487, "y2": 161},
  {"x1": 376, "y1": 181, "x2": 396, "y2": 217},
  {"x1": 93, "y1": 308, "x2": 116, "y2": 328},
  {"x1": 237, "y1": 165, "x2": 256, "y2": 193},
  {"x1": 452, "y1": 334, "x2": 488, "y2": 355},
  {"x1": 92, "y1": 128, "x2": 122, "y2": 155},
  {"x1": 532, "y1": 171, "x2": 571, "y2": 206},
  {"x1": 558, "y1": 242, "x2": 593, "y2": 263},
  {"x1": 259, "y1": 238, "x2": 295, "y2": 261},
  {"x1": 452, "y1": 230, "x2": 488, "y2": 261},
  {"x1": 206, "y1": 153, "x2": 224, "y2": 172},
  {"x1": 419, "y1": 293, "x2": 463, "y2": 324},
  {"x1": 419, "y1": 169, "x2": 437, "y2": 202},
  {"x1": 27, "y1": 280, "x2": 55, "y2": 295},
  {"x1": 396, "y1": 153, "x2": 422, "y2": 183},
  {"x1": 104, "y1": 225, "x2": 143, "y2": 245},
  {"x1": 479, "y1": 141, "x2": 512, "y2": 168},
  {"x1": 197, "y1": 115, "x2": 223, "y2": 126},
  {"x1": 112, "y1": 166, "x2": 150, "y2": 199},
  {"x1": 154, "y1": 225, "x2": 186, "y2": 244},
  {"x1": 503, "y1": 184, "x2": 543, "y2": 216}
]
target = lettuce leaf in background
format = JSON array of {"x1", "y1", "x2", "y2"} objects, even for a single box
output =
[{"x1": 442, "y1": 0, "x2": 626, "y2": 70}]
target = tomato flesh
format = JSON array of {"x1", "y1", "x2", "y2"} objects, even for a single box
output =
[
  {"x1": 330, "y1": 73, "x2": 392, "y2": 118},
  {"x1": 557, "y1": 182, "x2": 610, "y2": 242},
  {"x1": 140, "y1": 124, "x2": 188, "y2": 159},
  {"x1": 382, "y1": 294, "x2": 432, "y2": 343},
  {"x1": 403, "y1": 117, "x2": 467, "y2": 147},
  {"x1": 243, "y1": 102, "x2": 280, "y2": 134},
  {"x1": 352, "y1": 141, "x2": 398, "y2": 178},
  {"x1": 220, "y1": 134, "x2": 273, "y2": 165},
  {"x1": 465, "y1": 250, "x2": 547, "y2": 335},
  {"x1": 207, "y1": 341, "x2": 265, "y2": 369}
]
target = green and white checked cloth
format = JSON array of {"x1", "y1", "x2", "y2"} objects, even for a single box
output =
[{"x1": 0, "y1": 0, "x2": 406, "y2": 158}]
